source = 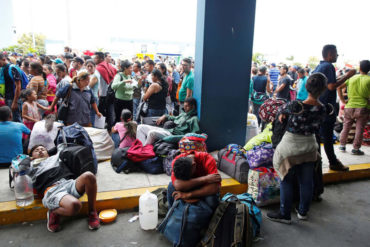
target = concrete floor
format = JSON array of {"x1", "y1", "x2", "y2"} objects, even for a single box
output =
[
  {"x1": 0, "y1": 145, "x2": 369, "y2": 202},
  {"x1": 0, "y1": 180, "x2": 368, "y2": 247}
]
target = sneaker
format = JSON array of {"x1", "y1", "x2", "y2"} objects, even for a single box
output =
[
  {"x1": 266, "y1": 211, "x2": 291, "y2": 224},
  {"x1": 329, "y1": 160, "x2": 349, "y2": 172},
  {"x1": 295, "y1": 208, "x2": 308, "y2": 220},
  {"x1": 47, "y1": 210, "x2": 61, "y2": 233},
  {"x1": 351, "y1": 149, "x2": 364, "y2": 155},
  {"x1": 88, "y1": 211, "x2": 100, "y2": 230},
  {"x1": 338, "y1": 146, "x2": 346, "y2": 152}
]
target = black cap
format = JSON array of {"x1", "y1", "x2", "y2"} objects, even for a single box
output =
[
  {"x1": 63, "y1": 53, "x2": 74, "y2": 59},
  {"x1": 71, "y1": 57, "x2": 84, "y2": 64}
]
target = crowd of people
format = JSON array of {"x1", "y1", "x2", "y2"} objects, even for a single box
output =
[{"x1": 0, "y1": 43, "x2": 369, "y2": 238}]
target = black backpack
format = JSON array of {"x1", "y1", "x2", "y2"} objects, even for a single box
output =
[
  {"x1": 106, "y1": 82, "x2": 116, "y2": 105},
  {"x1": 59, "y1": 145, "x2": 96, "y2": 178},
  {"x1": 201, "y1": 200, "x2": 253, "y2": 247},
  {"x1": 111, "y1": 147, "x2": 140, "y2": 174}
]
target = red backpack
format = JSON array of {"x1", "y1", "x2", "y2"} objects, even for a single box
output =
[{"x1": 126, "y1": 139, "x2": 156, "y2": 162}]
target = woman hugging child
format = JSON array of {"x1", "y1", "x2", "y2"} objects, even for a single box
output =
[{"x1": 112, "y1": 109, "x2": 137, "y2": 148}]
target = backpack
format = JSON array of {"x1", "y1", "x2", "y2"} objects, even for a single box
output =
[
  {"x1": 9, "y1": 64, "x2": 29, "y2": 89},
  {"x1": 126, "y1": 139, "x2": 156, "y2": 162},
  {"x1": 0, "y1": 64, "x2": 29, "y2": 97},
  {"x1": 222, "y1": 193, "x2": 262, "y2": 238},
  {"x1": 201, "y1": 200, "x2": 253, "y2": 247},
  {"x1": 106, "y1": 82, "x2": 116, "y2": 105},
  {"x1": 153, "y1": 139, "x2": 178, "y2": 157},
  {"x1": 59, "y1": 145, "x2": 95, "y2": 177},
  {"x1": 56, "y1": 123, "x2": 98, "y2": 172},
  {"x1": 111, "y1": 147, "x2": 138, "y2": 174},
  {"x1": 151, "y1": 187, "x2": 169, "y2": 217},
  {"x1": 157, "y1": 197, "x2": 217, "y2": 247},
  {"x1": 179, "y1": 133, "x2": 208, "y2": 154}
]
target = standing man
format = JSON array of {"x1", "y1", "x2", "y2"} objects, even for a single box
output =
[
  {"x1": 69, "y1": 57, "x2": 85, "y2": 78},
  {"x1": 178, "y1": 58, "x2": 194, "y2": 111},
  {"x1": 288, "y1": 66, "x2": 299, "y2": 84},
  {"x1": 94, "y1": 52, "x2": 117, "y2": 130},
  {"x1": 296, "y1": 68, "x2": 308, "y2": 101},
  {"x1": 269, "y1": 63, "x2": 280, "y2": 92},
  {"x1": 143, "y1": 59, "x2": 155, "y2": 85},
  {"x1": 0, "y1": 53, "x2": 22, "y2": 122},
  {"x1": 274, "y1": 65, "x2": 292, "y2": 101},
  {"x1": 314, "y1": 44, "x2": 356, "y2": 171},
  {"x1": 104, "y1": 52, "x2": 112, "y2": 64},
  {"x1": 132, "y1": 61, "x2": 143, "y2": 120}
]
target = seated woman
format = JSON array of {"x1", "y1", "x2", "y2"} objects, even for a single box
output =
[
  {"x1": 48, "y1": 72, "x2": 102, "y2": 127},
  {"x1": 137, "y1": 97, "x2": 200, "y2": 145},
  {"x1": 0, "y1": 106, "x2": 30, "y2": 166},
  {"x1": 143, "y1": 69, "x2": 168, "y2": 117}
]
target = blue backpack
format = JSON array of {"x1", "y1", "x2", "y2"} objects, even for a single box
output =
[
  {"x1": 157, "y1": 197, "x2": 218, "y2": 247},
  {"x1": 222, "y1": 193, "x2": 262, "y2": 237},
  {"x1": 8, "y1": 64, "x2": 29, "y2": 90}
]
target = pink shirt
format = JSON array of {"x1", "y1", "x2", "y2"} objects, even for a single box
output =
[
  {"x1": 114, "y1": 122, "x2": 136, "y2": 148},
  {"x1": 46, "y1": 74, "x2": 57, "y2": 102}
]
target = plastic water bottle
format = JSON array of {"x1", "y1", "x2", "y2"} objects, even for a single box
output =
[
  {"x1": 139, "y1": 190, "x2": 158, "y2": 230},
  {"x1": 14, "y1": 170, "x2": 34, "y2": 207}
]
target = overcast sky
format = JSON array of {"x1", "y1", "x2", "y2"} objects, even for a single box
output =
[{"x1": 13, "y1": 0, "x2": 370, "y2": 65}]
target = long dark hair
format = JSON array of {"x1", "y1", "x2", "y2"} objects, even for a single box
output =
[
  {"x1": 30, "y1": 62, "x2": 47, "y2": 81},
  {"x1": 151, "y1": 68, "x2": 168, "y2": 93}
]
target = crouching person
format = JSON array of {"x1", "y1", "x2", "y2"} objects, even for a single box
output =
[
  {"x1": 29, "y1": 145, "x2": 100, "y2": 232},
  {"x1": 158, "y1": 151, "x2": 220, "y2": 247}
]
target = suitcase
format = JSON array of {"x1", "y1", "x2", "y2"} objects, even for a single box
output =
[{"x1": 217, "y1": 148, "x2": 250, "y2": 183}]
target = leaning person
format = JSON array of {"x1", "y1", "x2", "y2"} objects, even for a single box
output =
[
  {"x1": 267, "y1": 73, "x2": 330, "y2": 224},
  {"x1": 136, "y1": 97, "x2": 200, "y2": 145},
  {"x1": 29, "y1": 144, "x2": 100, "y2": 232}
]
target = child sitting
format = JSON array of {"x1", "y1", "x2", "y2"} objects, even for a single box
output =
[
  {"x1": 267, "y1": 72, "x2": 329, "y2": 224},
  {"x1": 112, "y1": 109, "x2": 137, "y2": 148},
  {"x1": 21, "y1": 88, "x2": 49, "y2": 138}
]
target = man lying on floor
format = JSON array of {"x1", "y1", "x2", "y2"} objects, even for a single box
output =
[{"x1": 29, "y1": 144, "x2": 100, "y2": 232}]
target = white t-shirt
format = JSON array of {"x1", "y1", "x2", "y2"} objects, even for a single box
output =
[{"x1": 28, "y1": 120, "x2": 63, "y2": 151}]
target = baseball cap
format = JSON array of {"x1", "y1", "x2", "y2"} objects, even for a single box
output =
[
  {"x1": 27, "y1": 53, "x2": 34, "y2": 57},
  {"x1": 63, "y1": 53, "x2": 74, "y2": 59},
  {"x1": 271, "y1": 63, "x2": 276, "y2": 67},
  {"x1": 71, "y1": 57, "x2": 84, "y2": 64},
  {"x1": 52, "y1": 58, "x2": 64, "y2": 64}
]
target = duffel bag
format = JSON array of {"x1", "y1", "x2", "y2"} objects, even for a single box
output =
[
  {"x1": 163, "y1": 149, "x2": 181, "y2": 176},
  {"x1": 217, "y1": 147, "x2": 249, "y2": 184},
  {"x1": 140, "y1": 157, "x2": 164, "y2": 174},
  {"x1": 245, "y1": 143, "x2": 274, "y2": 169},
  {"x1": 247, "y1": 167, "x2": 280, "y2": 206}
]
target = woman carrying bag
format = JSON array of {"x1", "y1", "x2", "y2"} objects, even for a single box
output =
[{"x1": 49, "y1": 72, "x2": 102, "y2": 127}]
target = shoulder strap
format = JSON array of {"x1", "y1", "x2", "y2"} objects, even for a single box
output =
[
  {"x1": 201, "y1": 201, "x2": 229, "y2": 245},
  {"x1": 233, "y1": 203, "x2": 245, "y2": 245},
  {"x1": 63, "y1": 84, "x2": 73, "y2": 105},
  {"x1": 120, "y1": 132, "x2": 129, "y2": 144}
]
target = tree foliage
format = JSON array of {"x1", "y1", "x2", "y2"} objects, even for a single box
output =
[
  {"x1": 307, "y1": 56, "x2": 319, "y2": 70},
  {"x1": 252, "y1": 52, "x2": 265, "y2": 65},
  {"x1": 286, "y1": 55, "x2": 294, "y2": 61},
  {"x1": 1, "y1": 33, "x2": 46, "y2": 55}
]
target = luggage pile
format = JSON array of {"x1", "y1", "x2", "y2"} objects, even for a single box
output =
[{"x1": 111, "y1": 133, "x2": 208, "y2": 176}]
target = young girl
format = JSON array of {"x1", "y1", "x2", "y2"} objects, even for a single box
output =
[
  {"x1": 112, "y1": 109, "x2": 137, "y2": 148},
  {"x1": 21, "y1": 89, "x2": 49, "y2": 138},
  {"x1": 267, "y1": 72, "x2": 330, "y2": 224}
]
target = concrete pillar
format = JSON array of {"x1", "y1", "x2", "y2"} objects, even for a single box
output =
[{"x1": 194, "y1": 0, "x2": 257, "y2": 150}]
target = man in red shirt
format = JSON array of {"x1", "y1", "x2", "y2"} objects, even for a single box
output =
[{"x1": 168, "y1": 151, "x2": 221, "y2": 207}]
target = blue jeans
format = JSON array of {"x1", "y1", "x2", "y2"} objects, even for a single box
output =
[
  {"x1": 167, "y1": 182, "x2": 219, "y2": 209},
  {"x1": 6, "y1": 99, "x2": 22, "y2": 122},
  {"x1": 147, "y1": 108, "x2": 166, "y2": 117},
  {"x1": 280, "y1": 162, "x2": 314, "y2": 218},
  {"x1": 111, "y1": 132, "x2": 120, "y2": 148},
  {"x1": 132, "y1": 98, "x2": 140, "y2": 120}
]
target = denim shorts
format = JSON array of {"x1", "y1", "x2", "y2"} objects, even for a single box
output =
[{"x1": 42, "y1": 179, "x2": 82, "y2": 210}]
